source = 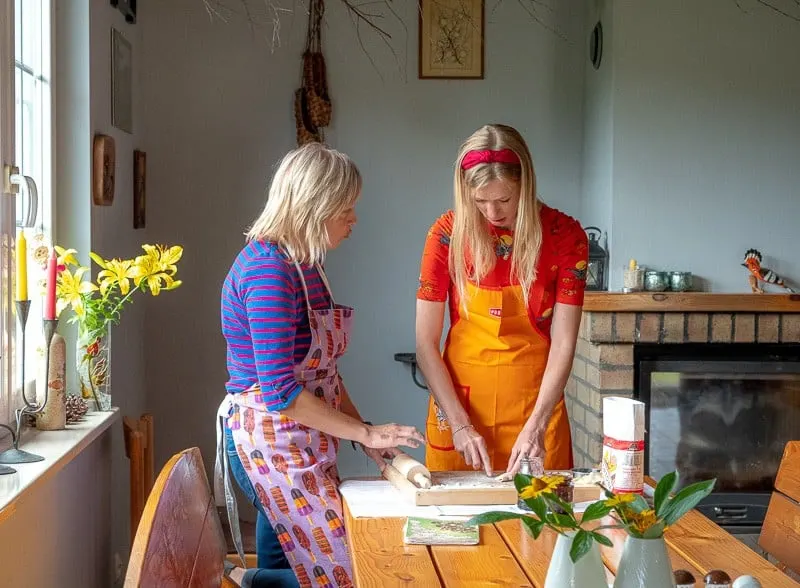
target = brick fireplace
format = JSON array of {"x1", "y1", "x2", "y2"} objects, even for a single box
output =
[{"x1": 566, "y1": 293, "x2": 800, "y2": 469}]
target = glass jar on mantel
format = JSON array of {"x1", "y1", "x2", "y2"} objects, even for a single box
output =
[{"x1": 76, "y1": 322, "x2": 112, "y2": 411}]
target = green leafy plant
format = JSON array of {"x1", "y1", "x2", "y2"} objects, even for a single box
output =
[
  {"x1": 603, "y1": 470, "x2": 716, "y2": 539},
  {"x1": 468, "y1": 474, "x2": 615, "y2": 563}
]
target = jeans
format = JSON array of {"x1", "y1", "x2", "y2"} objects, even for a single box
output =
[{"x1": 225, "y1": 426, "x2": 299, "y2": 587}]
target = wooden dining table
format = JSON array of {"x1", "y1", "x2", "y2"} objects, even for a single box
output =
[{"x1": 343, "y1": 480, "x2": 799, "y2": 587}]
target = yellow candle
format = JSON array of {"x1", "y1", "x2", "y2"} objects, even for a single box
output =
[{"x1": 16, "y1": 231, "x2": 27, "y2": 301}]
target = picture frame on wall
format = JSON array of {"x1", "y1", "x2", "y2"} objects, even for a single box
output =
[
  {"x1": 419, "y1": 0, "x2": 484, "y2": 79},
  {"x1": 92, "y1": 134, "x2": 116, "y2": 206},
  {"x1": 133, "y1": 150, "x2": 146, "y2": 229},
  {"x1": 111, "y1": 28, "x2": 133, "y2": 133}
]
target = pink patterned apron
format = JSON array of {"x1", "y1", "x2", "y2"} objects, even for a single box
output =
[{"x1": 226, "y1": 262, "x2": 354, "y2": 588}]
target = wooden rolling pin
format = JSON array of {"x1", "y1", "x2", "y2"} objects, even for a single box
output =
[{"x1": 390, "y1": 452, "x2": 432, "y2": 489}]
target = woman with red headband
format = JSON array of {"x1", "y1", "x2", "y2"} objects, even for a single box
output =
[{"x1": 416, "y1": 123, "x2": 589, "y2": 476}]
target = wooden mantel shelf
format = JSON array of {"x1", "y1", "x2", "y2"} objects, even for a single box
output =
[{"x1": 583, "y1": 292, "x2": 800, "y2": 313}]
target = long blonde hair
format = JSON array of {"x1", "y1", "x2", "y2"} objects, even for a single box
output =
[
  {"x1": 246, "y1": 143, "x2": 362, "y2": 264},
  {"x1": 450, "y1": 124, "x2": 542, "y2": 311}
]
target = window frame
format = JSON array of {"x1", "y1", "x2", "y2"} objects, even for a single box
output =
[
  {"x1": 1, "y1": 0, "x2": 17, "y2": 429},
  {"x1": 0, "y1": 0, "x2": 55, "y2": 429}
]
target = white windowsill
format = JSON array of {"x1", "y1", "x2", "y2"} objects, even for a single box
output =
[{"x1": 0, "y1": 408, "x2": 120, "y2": 522}]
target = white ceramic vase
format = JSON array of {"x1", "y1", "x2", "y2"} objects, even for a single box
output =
[
  {"x1": 613, "y1": 536, "x2": 676, "y2": 588},
  {"x1": 544, "y1": 531, "x2": 608, "y2": 588}
]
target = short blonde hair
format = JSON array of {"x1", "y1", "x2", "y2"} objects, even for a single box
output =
[
  {"x1": 450, "y1": 124, "x2": 541, "y2": 310},
  {"x1": 246, "y1": 143, "x2": 362, "y2": 264}
]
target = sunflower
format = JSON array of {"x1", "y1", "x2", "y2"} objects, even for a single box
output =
[
  {"x1": 604, "y1": 493, "x2": 636, "y2": 509},
  {"x1": 519, "y1": 475, "x2": 566, "y2": 500},
  {"x1": 630, "y1": 509, "x2": 658, "y2": 534}
]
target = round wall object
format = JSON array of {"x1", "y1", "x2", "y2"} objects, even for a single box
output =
[{"x1": 590, "y1": 21, "x2": 603, "y2": 70}]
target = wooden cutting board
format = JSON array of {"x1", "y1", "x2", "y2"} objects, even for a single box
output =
[
  {"x1": 382, "y1": 466, "x2": 519, "y2": 506},
  {"x1": 382, "y1": 465, "x2": 604, "y2": 506}
]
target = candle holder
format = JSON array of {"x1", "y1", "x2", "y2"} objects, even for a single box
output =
[{"x1": 0, "y1": 311, "x2": 59, "y2": 466}]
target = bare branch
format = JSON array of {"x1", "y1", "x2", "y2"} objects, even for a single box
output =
[
  {"x1": 515, "y1": 0, "x2": 567, "y2": 42},
  {"x1": 735, "y1": 0, "x2": 800, "y2": 21},
  {"x1": 754, "y1": 0, "x2": 800, "y2": 21}
]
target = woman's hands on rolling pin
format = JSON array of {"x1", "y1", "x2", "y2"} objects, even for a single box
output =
[
  {"x1": 452, "y1": 424, "x2": 492, "y2": 476},
  {"x1": 362, "y1": 447, "x2": 402, "y2": 473},
  {"x1": 363, "y1": 423, "x2": 425, "y2": 451}
]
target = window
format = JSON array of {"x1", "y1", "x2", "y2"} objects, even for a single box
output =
[{"x1": 0, "y1": 0, "x2": 53, "y2": 427}]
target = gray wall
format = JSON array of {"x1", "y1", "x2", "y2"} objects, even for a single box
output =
[
  {"x1": 592, "y1": 0, "x2": 800, "y2": 291},
  {"x1": 140, "y1": 0, "x2": 589, "y2": 490},
  {"x1": 581, "y1": 0, "x2": 614, "y2": 250}
]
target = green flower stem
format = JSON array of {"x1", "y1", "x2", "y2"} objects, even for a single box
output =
[{"x1": 85, "y1": 354, "x2": 102, "y2": 411}]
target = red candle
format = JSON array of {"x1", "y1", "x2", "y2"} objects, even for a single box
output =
[{"x1": 44, "y1": 249, "x2": 57, "y2": 320}]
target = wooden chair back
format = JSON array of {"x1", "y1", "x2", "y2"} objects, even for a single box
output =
[
  {"x1": 124, "y1": 447, "x2": 231, "y2": 587},
  {"x1": 758, "y1": 440, "x2": 800, "y2": 576},
  {"x1": 123, "y1": 413, "x2": 155, "y2": 547}
]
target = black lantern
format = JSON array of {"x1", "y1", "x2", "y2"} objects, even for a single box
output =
[{"x1": 584, "y1": 226, "x2": 608, "y2": 291}]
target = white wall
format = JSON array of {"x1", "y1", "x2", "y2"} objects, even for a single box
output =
[
  {"x1": 140, "y1": 0, "x2": 589, "y2": 491},
  {"x1": 54, "y1": 0, "x2": 148, "y2": 583},
  {"x1": 597, "y1": 0, "x2": 800, "y2": 291},
  {"x1": 89, "y1": 0, "x2": 149, "y2": 580},
  {"x1": 0, "y1": 432, "x2": 113, "y2": 587}
]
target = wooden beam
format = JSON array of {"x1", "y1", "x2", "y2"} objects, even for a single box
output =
[{"x1": 583, "y1": 292, "x2": 800, "y2": 313}]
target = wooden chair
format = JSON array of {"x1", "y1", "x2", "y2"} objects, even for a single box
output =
[
  {"x1": 758, "y1": 440, "x2": 800, "y2": 577},
  {"x1": 123, "y1": 413, "x2": 155, "y2": 547},
  {"x1": 125, "y1": 447, "x2": 237, "y2": 587}
]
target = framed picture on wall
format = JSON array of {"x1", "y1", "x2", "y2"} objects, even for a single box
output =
[
  {"x1": 419, "y1": 0, "x2": 484, "y2": 79},
  {"x1": 133, "y1": 150, "x2": 146, "y2": 229},
  {"x1": 111, "y1": 28, "x2": 133, "y2": 133}
]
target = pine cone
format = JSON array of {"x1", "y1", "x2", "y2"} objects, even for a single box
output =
[{"x1": 66, "y1": 394, "x2": 89, "y2": 424}]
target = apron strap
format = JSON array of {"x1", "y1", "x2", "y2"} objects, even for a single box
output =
[
  {"x1": 315, "y1": 263, "x2": 336, "y2": 306},
  {"x1": 214, "y1": 397, "x2": 247, "y2": 568},
  {"x1": 293, "y1": 261, "x2": 336, "y2": 310}
]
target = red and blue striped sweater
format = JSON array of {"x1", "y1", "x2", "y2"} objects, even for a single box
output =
[{"x1": 221, "y1": 241, "x2": 331, "y2": 411}]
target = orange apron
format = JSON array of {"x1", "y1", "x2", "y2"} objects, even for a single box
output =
[{"x1": 425, "y1": 280, "x2": 573, "y2": 472}]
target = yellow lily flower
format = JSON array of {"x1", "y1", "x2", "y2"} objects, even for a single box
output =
[
  {"x1": 519, "y1": 475, "x2": 566, "y2": 500},
  {"x1": 97, "y1": 258, "x2": 137, "y2": 295},
  {"x1": 54, "y1": 246, "x2": 79, "y2": 267},
  {"x1": 56, "y1": 267, "x2": 98, "y2": 317},
  {"x1": 140, "y1": 244, "x2": 183, "y2": 275},
  {"x1": 131, "y1": 254, "x2": 179, "y2": 296}
]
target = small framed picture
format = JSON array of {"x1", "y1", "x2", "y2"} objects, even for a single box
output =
[
  {"x1": 419, "y1": 0, "x2": 485, "y2": 79},
  {"x1": 93, "y1": 134, "x2": 116, "y2": 206},
  {"x1": 111, "y1": 28, "x2": 133, "y2": 133},
  {"x1": 133, "y1": 150, "x2": 146, "y2": 229}
]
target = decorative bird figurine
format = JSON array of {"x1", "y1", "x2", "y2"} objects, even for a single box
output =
[{"x1": 742, "y1": 249, "x2": 795, "y2": 293}]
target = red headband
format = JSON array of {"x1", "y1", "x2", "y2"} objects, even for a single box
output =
[{"x1": 461, "y1": 149, "x2": 520, "y2": 170}]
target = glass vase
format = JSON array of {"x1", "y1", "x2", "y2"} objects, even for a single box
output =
[{"x1": 76, "y1": 323, "x2": 112, "y2": 411}]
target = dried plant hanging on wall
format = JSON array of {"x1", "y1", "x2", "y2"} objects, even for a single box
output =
[{"x1": 294, "y1": 0, "x2": 331, "y2": 146}]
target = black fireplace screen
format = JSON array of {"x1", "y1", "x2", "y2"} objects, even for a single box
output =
[{"x1": 635, "y1": 343, "x2": 800, "y2": 531}]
